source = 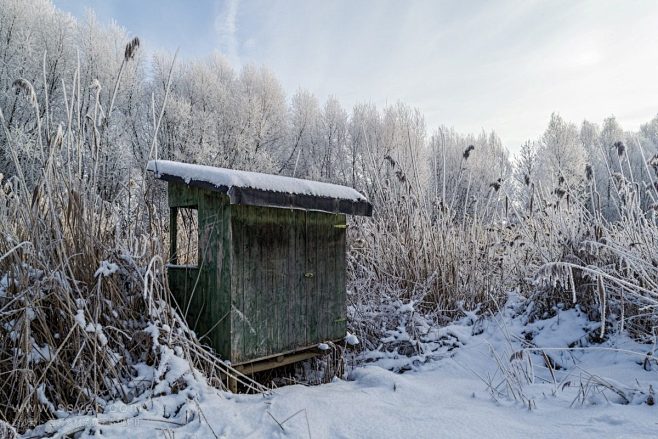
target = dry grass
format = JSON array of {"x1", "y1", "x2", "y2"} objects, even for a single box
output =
[
  {"x1": 0, "y1": 47, "x2": 265, "y2": 432},
  {"x1": 347, "y1": 140, "x2": 658, "y2": 352}
]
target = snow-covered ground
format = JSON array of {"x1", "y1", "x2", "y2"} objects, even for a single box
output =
[{"x1": 26, "y1": 296, "x2": 658, "y2": 438}]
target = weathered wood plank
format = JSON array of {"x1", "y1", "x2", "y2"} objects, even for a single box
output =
[
  {"x1": 169, "y1": 186, "x2": 350, "y2": 365},
  {"x1": 169, "y1": 207, "x2": 178, "y2": 264},
  {"x1": 231, "y1": 207, "x2": 246, "y2": 362},
  {"x1": 285, "y1": 209, "x2": 297, "y2": 352},
  {"x1": 230, "y1": 208, "x2": 241, "y2": 361},
  {"x1": 236, "y1": 351, "x2": 319, "y2": 375},
  {"x1": 306, "y1": 211, "x2": 319, "y2": 343},
  {"x1": 242, "y1": 208, "x2": 256, "y2": 359},
  {"x1": 319, "y1": 213, "x2": 335, "y2": 340},
  {"x1": 333, "y1": 214, "x2": 347, "y2": 338},
  {"x1": 167, "y1": 266, "x2": 197, "y2": 316},
  {"x1": 202, "y1": 192, "x2": 232, "y2": 359},
  {"x1": 168, "y1": 180, "x2": 201, "y2": 207},
  {"x1": 253, "y1": 206, "x2": 266, "y2": 358},
  {"x1": 297, "y1": 210, "x2": 308, "y2": 347},
  {"x1": 269, "y1": 208, "x2": 282, "y2": 353}
]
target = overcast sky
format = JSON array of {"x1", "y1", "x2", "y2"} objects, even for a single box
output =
[{"x1": 53, "y1": 0, "x2": 658, "y2": 153}]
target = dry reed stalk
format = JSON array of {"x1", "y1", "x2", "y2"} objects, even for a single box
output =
[{"x1": 0, "y1": 45, "x2": 266, "y2": 433}]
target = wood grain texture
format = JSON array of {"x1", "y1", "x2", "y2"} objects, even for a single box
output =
[{"x1": 167, "y1": 180, "x2": 348, "y2": 365}]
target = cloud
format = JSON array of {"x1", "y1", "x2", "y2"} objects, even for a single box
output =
[{"x1": 215, "y1": 0, "x2": 241, "y2": 65}]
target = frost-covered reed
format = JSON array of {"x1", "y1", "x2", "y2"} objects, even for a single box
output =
[
  {"x1": 347, "y1": 137, "x2": 658, "y2": 353},
  {"x1": 0, "y1": 48, "x2": 264, "y2": 432}
]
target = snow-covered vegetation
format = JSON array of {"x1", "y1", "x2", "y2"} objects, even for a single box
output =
[
  {"x1": 0, "y1": 0, "x2": 657, "y2": 436},
  {"x1": 20, "y1": 296, "x2": 658, "y2": 438}
]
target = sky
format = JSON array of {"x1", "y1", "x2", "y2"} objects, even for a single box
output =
[{"x1": 53, "y1": 0, "x2": 658, "y2": 153}]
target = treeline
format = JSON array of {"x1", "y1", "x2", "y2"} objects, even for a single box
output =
[{"x1": 3, "y1": 1, "x2": 658, "y2": 223}]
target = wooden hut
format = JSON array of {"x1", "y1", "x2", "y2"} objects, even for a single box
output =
[{"x1": 147, "y1": 160, "x2": 372, "y2": 376}]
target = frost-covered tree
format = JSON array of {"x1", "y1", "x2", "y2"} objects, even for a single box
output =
[
  {"x1": 428, "y1": 127, "x2": 511, "y2": 217},
  {"x1": 279, "y1": 89, "x2": 319, "y2": 177},
  {"x1": 536, "y1": 113, "x2": 585, "y2": 197},
  {"x1": 317, "y1": 96, "x2": 348, "y2": 182},
  {"x1": 379, "y1": 103, "x2": 427, "y2": 199},
  {"x1": 512, "y1": 140, "x2": 539, "y2": 211},
  {"x1": 348, "y1": 102, "x2": 383, "y2": 195},
  {"x1": 235, "y1": 64, "x2": 286, "y2": 172}
]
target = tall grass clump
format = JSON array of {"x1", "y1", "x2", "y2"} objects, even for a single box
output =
[
  {"x1": 525, "y1": 150, "x2": 658, "y2": 340},
  {"x1": 347, "y1": 139, "x2": 658, "y2": 352},
  {"x1": 347, "y1": 143, "x2": 515, "y2": 351},
  {"x1": 0, "y1": 44, "x2": 263, "y2": 433}
]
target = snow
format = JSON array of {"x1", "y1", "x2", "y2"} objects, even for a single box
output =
[
  {"x1": 36, "y1": 384, "x2": 56, "y2": 414},
  {"x1": 147, "y1": 160, "x2": 367, "y2": 202},
  {"x1": 84, "y1": 323, "x2": 108, "y2": 346},
  {"x1": 345, "y1": 333, "x2": 360, "y2": 346},
  {"x1": 152, "y1": 346, "x2": 192, "y2": 396},
  {"x1": 94, "y1": 261, "x2": 118, "y2": 278},
  {"x1": 25, "y1": 295, "x2": 658, "y2": 438},
  {"x1": 74, "y1": 309, "x2": 86, "y2": 329},
  {"x1": 0, "y1": 273, "x2": 7, "y2": 297},
  {"x1": 398, "y1": 300, "x2": 415, "y2": 313},
  {"x1": 30, "y1": 344, "x2": 53, "y2": 364}
]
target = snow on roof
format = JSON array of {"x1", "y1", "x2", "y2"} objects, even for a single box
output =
[{"x1": 147, "y1": 160, "x2": 373, "y2": 216}]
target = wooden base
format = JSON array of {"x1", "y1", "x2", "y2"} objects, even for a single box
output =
[
  {"x1": 225, "y1": 340, "x2": 345, "y2": 392},
  {"x1": 233, "y1": 339, "x2": 343, "y2": 374},
  {"x1": 235, "y1": 351, "x2": 320, "y2": 375},
  {"x1": 228, "y1": 375, "x2": 238, "y2": 393}
]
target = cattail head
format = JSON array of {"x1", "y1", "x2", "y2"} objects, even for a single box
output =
[
  {"x1": 611, "y1": 172, "x2": 628, "y2": 190},
  {"x1": 585, "y1": 164, "x2": 593, "y2": 181},
  {"x1": 124, "y1": 37, "x2": 140, "y2": 61},
  {"x1": 523, "y1": 174, "x2": 530, "y2": 186},
  {"x1": 613, "y1": 141, "x2": 625, "y2": 156},
  {"x1": 558, "y1": 175, "x2": 565, "y2": 186},
  {"x1": 555, "y1": 187, "x2": 566, "y2": 199},
  {"x1": 463, "y1": 144, "x2": 475, "y2": 160},
  {"x1": 12, "y1": 78, "x2": 37, "y2": 107}
]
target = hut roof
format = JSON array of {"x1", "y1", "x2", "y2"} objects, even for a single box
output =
[{"x1": 147, "y1": 160, "x2": 372, "y2": 216}]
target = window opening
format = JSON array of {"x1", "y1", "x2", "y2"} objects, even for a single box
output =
[{"x1": 171, "y1": 207, "x2": 199, "y2": 266}]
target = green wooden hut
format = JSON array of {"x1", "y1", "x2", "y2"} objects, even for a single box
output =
[{"x1": 147, "y1": 160, "x2": 372, "y2": 374}]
